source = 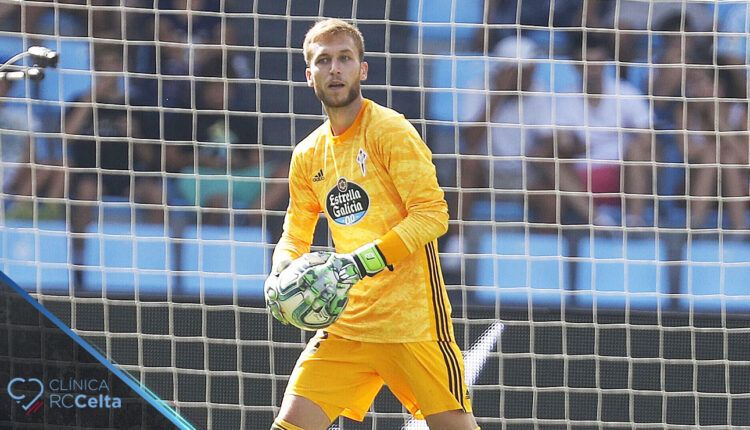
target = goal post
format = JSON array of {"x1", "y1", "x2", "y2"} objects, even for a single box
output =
[{"x1": 1, "y1": 0, "x2": 749, "y2": 429}]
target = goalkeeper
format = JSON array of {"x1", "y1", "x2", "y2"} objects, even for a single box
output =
[{"x1": 266, "y1": 18, "x2": 479, "y2": 430}]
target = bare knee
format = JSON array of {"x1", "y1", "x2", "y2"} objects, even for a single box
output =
[
  {"x1": 276, "y1": 394, "x2": 332, "y2": 430},
  {"x1": 425, "y1": 409, "x2": 478, "y2": 430}
]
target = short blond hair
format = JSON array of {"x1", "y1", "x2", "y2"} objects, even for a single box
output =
[{"x1": 303, "y1": 18, "x2": 365, "y2": 65}]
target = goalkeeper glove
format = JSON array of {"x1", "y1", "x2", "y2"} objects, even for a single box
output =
[
  {"x1": 264, "y1": 258, "x2": 292, "y2": 325},
  {"x1": 328, "y1": 242, "x2": 391, "y2": 288},
  {"x1": 296, "y1": 253, "x2": 350, "y2": 320},
  {"x1": 295, "y1": 244, "x2": 387, "y2": 319}
]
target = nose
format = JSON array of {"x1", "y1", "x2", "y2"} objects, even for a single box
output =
[{"x1": 329, "y1": 59, "x2": 342, "y2": 74}]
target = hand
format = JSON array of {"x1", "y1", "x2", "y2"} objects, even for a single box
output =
[
  {"x1": 297, "y1": 254, "x2": 351, "y2": 317},
  {"x1": 264, "y1": 258, "x2": 292, "y2": 325},
  {"x1": 293, "y1": 244, "x2": 387, "y2": 323},
  {"x1": 324, "y1": 242, "x2": 390, "y2": 290},
  {"x1": 493, "y1": 66, "x2": 520, "y2": 92},
  {"x1": 264, "y1": 274, "x2": 287, "y2": 324},
  {"x1": 266, "y1": 252, "x2": 348, "y2": 329}
]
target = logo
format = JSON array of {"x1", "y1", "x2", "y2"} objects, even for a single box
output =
[
  {"x1": 326, "y1": 177, "x2": 369, "y2": 225},
  {"x1": 336, "y1": 177, "x2": 347, "y2": 192},
  {"x1": 7, "y1": 377, "x2": 123, "y2": 415},
  {"x1": 356, "y1": 148, "x2": 368, "y2": 176},
  {"x1": 312, "y1": 169, "x2": 325, "y2": 182},
  {"x1": 7, "y1": 378, "x2": 44, "y2": 415}
]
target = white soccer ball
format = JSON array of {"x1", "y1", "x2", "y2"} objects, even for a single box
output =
[{"x1": 264, "y1": 252, "x2": 348, "y2": 330}]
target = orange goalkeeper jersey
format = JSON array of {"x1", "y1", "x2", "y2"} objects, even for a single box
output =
[{"x1": 273, "y1": 99, "x2": 454, "y2": 343}]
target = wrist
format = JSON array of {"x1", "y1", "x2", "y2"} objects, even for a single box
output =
[{"x1": 351, "y1": 242, "x2": 390, "y2": 277}]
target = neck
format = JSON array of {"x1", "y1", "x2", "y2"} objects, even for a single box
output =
[{"x1": 327, "y1": 96, "x2": 364, "y2": 136}]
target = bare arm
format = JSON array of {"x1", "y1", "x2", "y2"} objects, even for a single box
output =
[{"x1": 64, "y1": 93, "x2": 93, "y2": 136}]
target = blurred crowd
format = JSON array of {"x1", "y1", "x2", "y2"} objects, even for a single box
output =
[
  {"x1": 1, "y1": 0, "x2": 290, "y2": 216},
  {"x1": 0, "y1": 0, "x2": 748, "y2": 238},
  {"x1": 437, "y1": 0, "x2": 749, "y2": 232}
]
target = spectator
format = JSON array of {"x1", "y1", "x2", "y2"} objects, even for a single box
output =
[
  {"x1": 0, "y1": 79, "x2": 30, "y2": 193},
  {"x1": 650, "y1": 12, "x2": 712, "y2": 128},
  {"x1": 636, "y1": 12, "x2": 716, "y2": 228},
  {"x1": 159, "y1": 0, "x2": 222, "y2": 47},
  {"x1": 172, "y1": 56, "x2": 286, "y2": 225},
  {"x1": 445, "y1": 35, "x2": 559, "y2": 282},
  {"x1": 529, "y1": 33, "x2": 653, "y2": 226},
  {"x1": 66, "y1": 44, "x2": 163, "y2": 287},
  {"x1": 0, "y1": 2, "x2": 22, "y2": 32},
  {"x1": 675, "y1": 57, "x2": 749, "y2": 230},
  {"x1": 158, "y1": 0, "x2": 222, "y2": 84},
  {"x1": 16, "y1": 0, "x2": 89, "y2": 38},
  {"x1": 717, "y1": 2, "x2": 749, "y2": 65},
  {"x1": 489, "y1": 0, "x2": 582, "y2": 51},
  {"x1": 91, "y1": 0, "x2": 124, "y2": 39},
  {"x1": 583, "y1": 1, "x2": 650, "y2": 89},
  {"x1": 460, "y1": 36, "x2": 558, "y2": 223},
  {"x1": 142, "y1": 0, "x2": 226, "y2": 154},
  {"x1": 127, "y1": 0, "x2": 224, "y2": 110},
  {"x1": 0, "y1": 79, "x2": 65, "y2": 219},
  {"x1": 580, "y1": 3, "x2": 714, "y2": 93},
  {"x1": 142, "y1": 0, "x2": 250, "y2": 143}
]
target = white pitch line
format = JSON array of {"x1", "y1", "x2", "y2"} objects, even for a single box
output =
[{"x1": 401, "y1": 321, "x2": 504, "y2": 430}]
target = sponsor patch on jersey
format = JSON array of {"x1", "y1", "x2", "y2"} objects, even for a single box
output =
[{"x1": 326, "y1": 177, "x2": 369, "y2": 225}]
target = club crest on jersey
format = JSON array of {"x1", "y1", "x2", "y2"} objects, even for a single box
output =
[
  {"x1": 357, "y1": 148, "x2": 368, "y2": 176},
  {"x1": 326, "y1": 177, "x2": 369, "y2": 225}
]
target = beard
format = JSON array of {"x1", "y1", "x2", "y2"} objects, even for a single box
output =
[{"x1": 315, "y1": 80, "x2": 361, "y2": 109}]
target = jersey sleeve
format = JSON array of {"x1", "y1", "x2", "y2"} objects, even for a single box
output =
[
  {"x1": 375, "y1": 118, "x2": 449, "y2": 264},
  {"x1": 272, "y1": 148, "x2": 321, "y2": 272}
]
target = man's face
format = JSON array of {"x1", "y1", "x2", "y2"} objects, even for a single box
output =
[
  {"x1": 581, "y1": 47, "x2": 607, "y2": 90},
  {"x1": 305, "y1": 33, "x2": 368, "y2": 109},
  {"x1": 493, "y1": 64, "x2": 536, "y2": 92},
  {"x1": 94, "y1": 52, "x2": 123, "y2": 94}
]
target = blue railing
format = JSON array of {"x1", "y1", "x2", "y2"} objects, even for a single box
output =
[{"x1": 2, "y1": 219, "x2": 749, "y2": 312}]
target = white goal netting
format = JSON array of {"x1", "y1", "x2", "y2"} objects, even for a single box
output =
[{"x1": 1, "y1": 0, "x2": 749, "y2": 429}]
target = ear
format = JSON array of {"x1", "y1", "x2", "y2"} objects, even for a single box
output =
[
  {"x1": 305, "y1": 67, "x2": 313, "y2": 87},
  {"x1": 360, "y1": 61, "x2": 368, "y2": 81}
]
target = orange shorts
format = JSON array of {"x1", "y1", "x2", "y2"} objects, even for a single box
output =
[{"x1": 285, "y1": 331, "x2": 473, "y2": 422}]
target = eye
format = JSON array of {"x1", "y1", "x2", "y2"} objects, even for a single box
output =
[{"x1": 316, "y1": 57, "x2": 330, "y2": 65}]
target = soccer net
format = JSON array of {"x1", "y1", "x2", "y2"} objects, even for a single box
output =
[{"x1": 1, "y1": 0, "x2": 749, "y2": 429}]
